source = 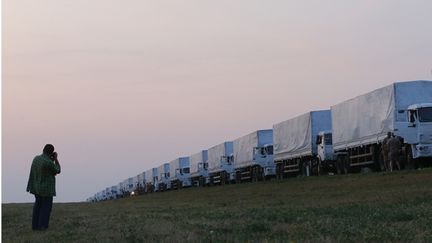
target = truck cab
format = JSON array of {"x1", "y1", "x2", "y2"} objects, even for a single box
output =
[
  {"x1": 220, "y1": 154, "x2": 235, "y2": 180},
  {"x1": 127, "y1": 177, "x2": 134, "y2": 195},
  {"x1": 198, "y1": 162, "x2": 209, "y2": 184},
  {"x1": 198, "y1": 162, "x2": 208, "y2": 173},
  {"x1": 175, "y1": 166, "x2": 191, "y2": 187},
  {"x1": 151, "y1": 168, "x2": 159, "y2": 192},
  {"x1": 159, "y1": 171, "x2": 170, "y2": 190},
  {"x1": 104, "y1": 188, "x2": 110, "y2": 200},
  {"x1": 405, "y1": 103, "x2": 432, "y2": 158},
  {"x1": 157, "y1": 163, "x2": 171, "y2": 191},
  {"x1": 110, "y1": 186, "x2": 118, "y2": 199},
  {"x1": 316, "y1": 131, "x2": 336, "y2": 162},
  {"x1": 252, "y1": 144, "x2": 275, "y2": 176}
]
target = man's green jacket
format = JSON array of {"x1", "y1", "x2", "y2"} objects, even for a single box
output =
[{"x1": 27, "y1": 154, "x2": 61, "y2": 197}]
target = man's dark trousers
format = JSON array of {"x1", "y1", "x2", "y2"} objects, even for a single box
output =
[{"x1": 32, "y1": 195, "x2": 53, "y2": 230}]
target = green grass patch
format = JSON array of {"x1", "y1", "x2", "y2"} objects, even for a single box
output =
[{"x1": 3, "y1": 169, "x2": 432, "y2": 242}]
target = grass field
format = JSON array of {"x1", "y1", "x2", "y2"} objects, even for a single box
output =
[{"x1": 3, "y1": 169, "x2": 432, "y2": 242}]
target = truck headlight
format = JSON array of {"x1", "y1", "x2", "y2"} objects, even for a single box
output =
[{"x1": 419, "y1": 146, "x2": 429, "y2": 151}]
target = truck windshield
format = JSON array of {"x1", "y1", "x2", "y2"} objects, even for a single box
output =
[
  {"x1": 254, "y1": 147, "x2": 265, "y2": 155},
  {"x1": 418, "y1": 107, "x2": 432, "y2": 122},
  {"x1": 182, "y1": 168, "x2": 190, "y2": 174},
  {"x1": 324, "y1": 133, "x2": 333, "y2": 145},
  {"x1": 266, "y1": 146, "x2": 273, "y2": 155},
  {"x1": 221, "y1": 156, "x2": 233, "y2": 163}
]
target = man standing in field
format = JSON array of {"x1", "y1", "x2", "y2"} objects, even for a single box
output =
[
  {"x1": 388, "y1": 135, "x2": 402, "y2": 171},
  {"x1": 26, "y1": 144, "x2": 61, "y2": 231},
  {"x1": 382, "y1": 132, "x2": 392, "y2": 171}
]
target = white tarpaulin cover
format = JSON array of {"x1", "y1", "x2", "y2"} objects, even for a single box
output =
[
  {"x1": 208, "y1": 142, "x2": 233, "y2": 171},
  {"x1": 332, "y1": 80, "x2": 432, "y2": 150},
  {"x1": 190, "y1": 150, "x2": 208, "y2": 174},
  {"x1": 233, "y1": 129, "x2": 272, "y2": 169},
  {"x1": 169, "y1": 157, "x2": 190, "y2": 179},
  {"x1": 273, "y1": 110, "x2": 331, "y2": 161}
]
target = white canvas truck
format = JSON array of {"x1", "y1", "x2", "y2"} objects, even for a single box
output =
[
  {"x1": 94, "y1": 192, "x2": 99, "y2": 202},
  {"x1": 208, "y1": 142, "x2": 234, "y2": 185},
  {"x1": 121, "y1": 179, "x2": 129, "y2": 196},
  {"x1": 331, "y1": 80, "x2": 432, "y2": 173},
  {"x1": 110, "y1": 185, "x2": 119, "y2": 199},
  {"x1": 169, "y1": 157, "x2": 191, "y2": 189},
  {"x1": 117, "y1": 182, "x2": 124, "y2": 198},
  {"x1": 143, "y1": 169, "x2": 152, "y2": 193},
  {"x1": 190, "y1": 150, "x2": 209, "y2": 187},
  {"x1": 132, "y1": 176, "x2": 139, "y2": 195},
  {"x1": 104, "y1": 187, "x2": 110, "y2": 200},
  {"x1": 274, "y1": 110, "x2": 332, "y2": 177},
  {"x1": 96, "y1": 192, "x2": 103, "y2": 202},
  {"x1": 127, "y1": 177, "x2": 134, "y2": 195},
  {"x1": 136, "y1": 171, "x2": 146, "y2": 194},
  {"x1": 233, "y1": 129, "x2": 274, "y2": 182},
  {"x1": 158, "y1": 163, "x2": 171, "y2": 191},
  {"x1": 150, "y1": 167, "x2": 159, "y2": 192}
]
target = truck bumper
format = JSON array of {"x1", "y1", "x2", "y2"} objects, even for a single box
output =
[
  {"x1": 182, "y1": 180, "x2": 192, "y2": 187},
  {"x1": 415, "y1": 144, "x2": 432, "y2": 158},
  {"x1": 264, "y1": 166, "x2": 276, "y2": 176}
]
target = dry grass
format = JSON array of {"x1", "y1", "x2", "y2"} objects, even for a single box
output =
[{"x1": 3, "y1": 168, "x2": 432, "y2": 242}]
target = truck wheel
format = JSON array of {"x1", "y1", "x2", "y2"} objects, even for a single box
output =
[
  {"x1": 406, "y1": 146, "x2": 418, "y2": 169},
  {"x1": 276, "y1": 164, "x2": 281, "y2": 180},
  {"x1": 236, "y1": 171, "x2": 241, "y2": 184},
  {"x1": 378, "y1": 152, "x2": 385, "y2": 172},
  {"x1": 336, "y1": 157, "x2": 344, "y2": 175},
  {"x1": 317, "y1": 158, "x2": 322, "y2": 176},
  {"x1": 258, "y1": 167, "x2": 264, "y2": 181},
  {"x1": 342, "y1": 157, "x2": 349, "y2": 174}
]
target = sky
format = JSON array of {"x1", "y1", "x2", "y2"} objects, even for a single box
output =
[{"x1": 3, "y1": 0, "x2": 432, "y2": 203}]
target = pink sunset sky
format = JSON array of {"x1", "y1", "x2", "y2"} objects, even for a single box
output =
[{"x1": 3, "y1": 0, "x2": 432, "y2": 202}]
